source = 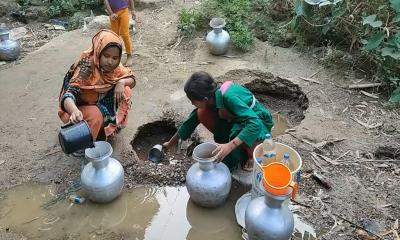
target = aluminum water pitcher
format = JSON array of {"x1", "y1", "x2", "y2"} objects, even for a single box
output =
[
  {"x1": 0, "y1": 24, "x2": 20, "y2": 61},
  {"x1": 245, "y1": 188, "x2": 294, "y2": 240},
  {"x1": 82, "y1": 141, "x2": 124, "y2": 203},
  {"x1": 186, "y1": 142, "x2": 231, "y2": 208},
  {"x1": 206, "y1": 18, "x2": 230, "y2": 55}
]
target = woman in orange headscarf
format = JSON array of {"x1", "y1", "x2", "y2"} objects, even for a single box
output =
[{"x1": 58, "y1": 29, "x2": 136, "y2": 141}]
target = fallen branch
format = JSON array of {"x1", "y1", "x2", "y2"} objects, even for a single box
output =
[
  {"x1": 360, "y1": 90, "x2": 379, "y2": 99},
  {"x1": 313, "y1": 138, "x2": 346, "y2": 149},
  {"x1": 315, "y1": 153, "x2": 340, "y2": 165},
  {"x1": 291, "y1": 199, "x2": 312, "y2": 208},
  {"x1": 43, "y1": 149, "x2": 61, "y2": 157},
  {"x1": 352, "y1": 118, "x2": 383, "y2": 129},
  {"x1": 171, "y1": 36, "x2": 184, "y2": 51},
  {"x1": 299, "y1": 77, "x2": 322, "y2": 84},
  {"x1": 310, "y1": 154, "x2": 326, "y2": 172},
  {"x1": 333, "y1": 214, "x2": 384, "y2": 239},
  {"x1": 348, "y1": 83, "x2": 382, "y2": 89},
  {"x1": 312, "y1": 171, "x2": 332, "y2": 189},
  {"x1": 337, "y1": 159, "x2": 400, "y2": 163},
  {"x1": 308, "y1": 67, "x2": 324, "y2": 78},
  {"x1": 221, "y1": 55, "x2": 239, "y2": 58},
  {"x1": 22, "y1": 216, "x2": 40, "y2": 225},
  {"x1": 334, "y1": 150, "x2": 351, "y2": 161}
]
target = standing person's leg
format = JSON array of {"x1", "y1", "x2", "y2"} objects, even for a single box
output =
[
  {"x1": 110, "y1": 12, "x2": 120, "y2": 35},
  {"x1": 118, "y1": 8, "x2": 133, "y2": 66}
]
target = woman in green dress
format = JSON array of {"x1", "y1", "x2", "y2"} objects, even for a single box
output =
[{"x1": 163, "y1": 71, "x2": 274, "y2": 171}]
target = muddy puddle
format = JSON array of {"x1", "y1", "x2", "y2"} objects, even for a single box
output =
[{"x1": 0, "y1": 183, "x2": 316, "y2": 240}]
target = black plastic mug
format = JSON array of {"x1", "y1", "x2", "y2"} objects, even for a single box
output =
[{"x1": 58, "y1": 121, "x2": 94, "y2": 154}]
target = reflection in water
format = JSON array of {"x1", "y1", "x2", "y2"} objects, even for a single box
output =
[
  {"x1": 144, "y1": 187, "x2": 191, "y2": 239},
  {"x1": 272, "y1": 113, "x2": 289, "y2": 137},
  {"x1": 0, "y1": 183, "x2": 315, "y2": 240}
]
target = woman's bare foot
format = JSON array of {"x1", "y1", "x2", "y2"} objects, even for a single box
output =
[
  {"x1": 124, "y1": 54, "x2": 133, "y2": 67},
  {"x1": 241, "y1": 157, "x2": 254, "y2": 172}
]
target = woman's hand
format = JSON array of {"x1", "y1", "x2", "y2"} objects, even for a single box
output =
[
  {"x1": 70, "y1": 109, "x2": 83, "y2": 124},
  {"x1": 110, "y1": 13, "x2": 118, "y2": 20},
  {"x1": 212, "y1": 142, "x2": 236, "y2": 162},
  {"x1": 162, "y1": 141, "x2": 173, "y2": 149},
  {"x1": 162, "y1": 133, "x2": 179, "y2": 149},
  {"x1": 114, "y1": 81, "x2": 125, "y2": 103}
]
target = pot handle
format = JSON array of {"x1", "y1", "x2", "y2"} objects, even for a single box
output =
[
  {"x1": 61, "y1": 122, "x2": 74, "y2": 129},
  {"x1": 61, "y1": 120, "x2": 87, "y2": 129}
]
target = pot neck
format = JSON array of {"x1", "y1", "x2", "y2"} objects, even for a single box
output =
[
  {"x1": 213, "y1": 27, "x2": 223, "y2": 34},
  {"x1": 92, "y1": 156, "x2": 110, "y2": 170},
  {"x1": 198, "y1": 160, "x2": 215, "y2": 171},
  {"x1": 264, "y1": 190, "x2": 290, "y2": 209}
]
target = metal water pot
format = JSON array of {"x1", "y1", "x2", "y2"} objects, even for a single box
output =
[
  {"x1": 0, "y1": 24, "x2": 20, "y2": 61},
  {"x1": 206, "y1": 18, "x2": 230, "y2": 56},
  {"x1": 245, "y1": 187, "x2": 294, "y2": 240},
  {"x1": 186, "y1": 142, "x2": 231, "y2": 208},
  {"x1": 81, "y1": 141, "x2": 124, "y2": 203}
]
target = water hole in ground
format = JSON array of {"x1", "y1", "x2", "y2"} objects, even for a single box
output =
[
  {"x1": 0, "y1": 183, "x2": 316, "y2": 240},
  {"x1": 215, "y1": 69, "x2": 309, "y2": 126}
]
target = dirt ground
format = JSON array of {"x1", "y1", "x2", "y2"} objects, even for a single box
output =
[{"x1": 0, "y1": 0, "x2": 399, "y2": 239}]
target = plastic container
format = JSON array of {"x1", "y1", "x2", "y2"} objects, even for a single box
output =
[
  {"x1": 68, "y1": 194, "x2": 85, "y2": 204},
  {"x1": 262, "y1": 162, "x2": 295, "y2": 196},
  {"x1": 58, "y1": 121, "x2": 94, "y2": 154},
  {"x1": 148, "y1": 144, "x2": 164, "y2": 163},
  {"x1": 261, "y1": 134, "x2": 276, "y2": 165},
  {"x1": 251, "y1": 142, "x2": 302, "y2": 199},
  {"x1": 282, "y1": 152, "x2": 290, "y2": 166}
]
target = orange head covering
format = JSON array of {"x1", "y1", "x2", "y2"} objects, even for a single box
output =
[{"x1": 69, "y1": 29, "x2": 135, "y2": 90}]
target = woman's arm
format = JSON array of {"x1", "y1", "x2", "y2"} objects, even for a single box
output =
[
  {"x1": 63, "y1": 98, "x2": 83, "y2": 123},
  {"x1": 119, "y1": 77, "x2": 136, "y2": 88},
  {"x1": 163, "y1": 132, "x2": 179, "y2": 149},
  {"x1": 163, "y1": 110, "x2": 200, "y2": 149},
  {"x1": 114, "y1": 77, "x2": 136, "y2": 103}
]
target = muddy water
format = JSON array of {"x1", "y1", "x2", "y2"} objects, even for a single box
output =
[
  {"x1": 0, "y1": 183, "x2": 316, "y2": 239},
  {"x1": 272, "y1": 113, "x2": 289, "y2": 137},
  {"x1": 0, "y1": 184, "x2": 246, "y2": 239}
]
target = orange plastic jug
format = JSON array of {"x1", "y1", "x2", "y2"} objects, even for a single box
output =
[{"x1": 262, "y1": 162, "x2": 297, "y2": 198}]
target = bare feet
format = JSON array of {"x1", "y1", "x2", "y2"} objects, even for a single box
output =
[
  {"x1": 123, "y1": 54, "x2": 133, "y2": 67},
  {"x1": 241, "y1": 157, "x2": 254, "y2": 172}
]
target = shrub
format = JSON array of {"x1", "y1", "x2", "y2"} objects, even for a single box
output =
[
  {"x1": 288, "y1": 0, "x2": 400, "y2": 102},
  {"x1": 47, "y1": 0, "x2": 101, "y2": 18}
]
